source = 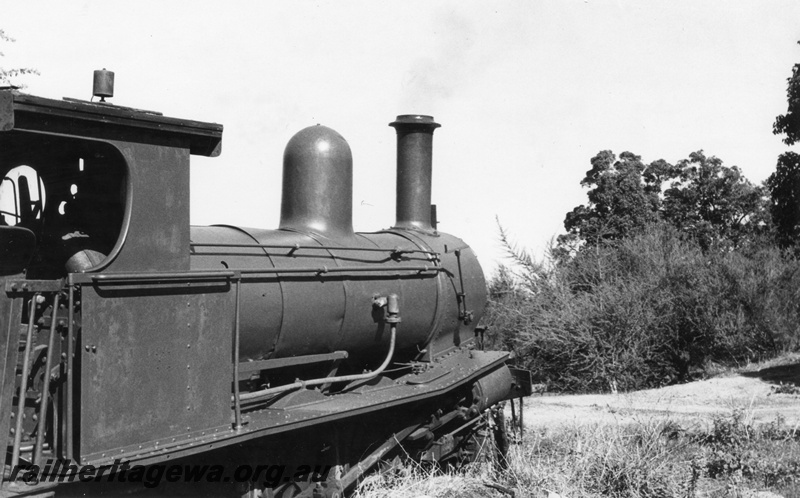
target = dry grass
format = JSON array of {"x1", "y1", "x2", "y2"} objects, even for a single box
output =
[
  {"x1": 353, "y1": 460, "x2": 508, "y2": 498},
  {"x1": 353, "y1": 407, "x2": 800, "y2": 498},
  {"x1": 502, "y1": 418, "x2": 691, "y2": 498}
]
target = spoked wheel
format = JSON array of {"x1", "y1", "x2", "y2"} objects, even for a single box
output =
[
  {"x1": 233, "y1": 464, "x2": 345, "y2": 498},
  {"x1": 460, "y1": 404, "x2": 510, "y2": 468},
  {"x1": 236, "y1": 480, "x2": 344, "y2": 498},
  {"x1": 491, "y1": 404, "x2": 510, "y2": 470}
]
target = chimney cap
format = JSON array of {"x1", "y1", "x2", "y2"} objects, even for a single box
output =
[{"x1": 390, "y1": 115, "x2": 440, "y2": 131}]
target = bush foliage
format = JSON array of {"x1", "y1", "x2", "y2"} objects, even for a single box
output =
[{"x1": 484, "y1": 224, "x2": 800, "y2": 393}]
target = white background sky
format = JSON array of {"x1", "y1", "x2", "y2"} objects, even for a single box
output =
[{"x1": 3, "y1": 1, "x2": 800, "y2": 276}]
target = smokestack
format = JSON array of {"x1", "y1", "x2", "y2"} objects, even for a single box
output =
[
  {"x1": 279, "y1": 125, "x2": 354, "y2": 239},
  {"x1": 389, "y1": 115, "x2": 440, "y2": 231}
]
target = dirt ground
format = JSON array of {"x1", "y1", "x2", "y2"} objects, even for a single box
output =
[{"x1": 514, "y1": 354, "x2": 800, "y2": 431}]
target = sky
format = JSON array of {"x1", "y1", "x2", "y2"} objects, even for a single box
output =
[{"x1": 2, "y1": 1, "x2": 800, "y2": 276}]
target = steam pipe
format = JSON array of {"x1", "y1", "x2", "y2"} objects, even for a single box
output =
[
  {"x1": 235, "y1": 294, "x2": 400, "y2": 403},
  {"x1": 236, "y1": 323, "x2": 396, "y2": 403},
  {"x1": 389, "y1": 115, "x2": 440, "y2": 231}
]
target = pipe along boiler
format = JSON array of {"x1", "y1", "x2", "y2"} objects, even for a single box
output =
[{"x1": 0, "y1": 72, "x2": 531, "y2": 497}]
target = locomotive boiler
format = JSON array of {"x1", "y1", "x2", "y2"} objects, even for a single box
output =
[{"x1": 0, "y1": 74, "x2": 530, "y2": 497}]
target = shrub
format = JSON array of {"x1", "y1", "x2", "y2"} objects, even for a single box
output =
[
  {"x1": 484, "y1": 224, "x2": 800, "y2": 392},
  {"x1": 695, "y1": 411, "x2": 800, "y2": 491}
]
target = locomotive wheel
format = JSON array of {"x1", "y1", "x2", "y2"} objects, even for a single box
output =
[
  {"x1": 462, "y1": 424, "x2": 492, "y2": 464},
  {"x1": 491, "y1": 404, "x2": 510, "y2": 470},
  {"x1": 462, "y1": 406, "x2": 509, "y2": 468},
  {"x1": 234, "y1": 473, "x2": 345, "y2": 498},
  {"x1": 234, "y1": 480, "x2": 311, "y2": 498}
]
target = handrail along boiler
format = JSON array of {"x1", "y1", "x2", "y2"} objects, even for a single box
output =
[{"x1": 0, "y1": 74, "x2": 531, "y2": 497}]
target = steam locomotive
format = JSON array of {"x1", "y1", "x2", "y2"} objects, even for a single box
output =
[{"x1": 0, "y1": 73, "x2": 530, "y2": 497}]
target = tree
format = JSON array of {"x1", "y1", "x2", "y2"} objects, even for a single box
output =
[
  {"x1": 767, "y1": 152, "x2": 800, "y2": 249},
  {"x1": 774, "y1": 41, "x2": 800, "y2": 146},
  {"x1": 563, "y1": 151, "x2": 660, "y2": 246},
  {"x1": 768, "y1": 42, "x2": 800, "y2": 250},
  {"x1": 561, "y1": 149, "x2": 769, "y2": 254},
  {"x1": 0, "y1": 30, "x2": 38, "y2": 87},
  {"x1": 662, "y1": 151, "x2": 768, "y2": 250}
]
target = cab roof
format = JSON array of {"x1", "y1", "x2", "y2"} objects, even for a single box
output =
[{"x1": 0, "y1": 89, "x2": 223, "y2": 157}]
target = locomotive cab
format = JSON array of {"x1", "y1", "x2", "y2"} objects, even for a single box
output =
[{"x1": 0, "y1": 133, "x2": 127, "y2": 277}]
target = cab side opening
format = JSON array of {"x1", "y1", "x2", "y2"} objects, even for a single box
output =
[{"x1": 0, "y1": 133, "x2": 128, "y2": 278}]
